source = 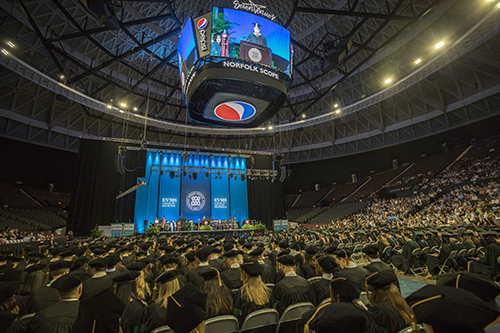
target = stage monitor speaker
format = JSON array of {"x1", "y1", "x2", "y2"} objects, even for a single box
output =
[
  {"x1": 115, "y1": 154, "x2": 126, "y2": 175},
  {"x1": 137, "y1": 149, "x2": 147, "y2": 178}
]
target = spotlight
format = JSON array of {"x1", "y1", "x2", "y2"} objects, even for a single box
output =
[
  {"x1": 106, "y1": 104, "x2": 112, "y2": 109},
  {"x1": 133, "y1": 107, "x2": 138, "y2": 111},
  {"x1": 119, "y1": 110, "x2": 124, "y2": 113},
  {"x1": 120, "y1": 103, "x2": 127, "y2": 108},
  {"x1": 301, "y1": 114, "x2": 306, "y2": 118},
  {"x1": 188, "y1": 174, "x2": 192, "y2": 179},
  {"x1": 414, "y1": 58, "x2": 422, "y2": 65},
  {"x1": 159, "y1": 170, "x2": 164, "y2": 176},
  {"x1": 435, "y1": 41, "x2": 444, "y2": 48},
  {"x1": 169, "y1": 171, "x2": 174, "y2": 179},
  {"x1": 1, "y1": 49, "x2": 9, "y2": 55},
  {"x1": 60, "y1": 75, "x2": 65, "y2": 80},
  {"x1": 183, "y1": 171, "x2": 186, "y2": 177},
  {"x1": 241, "y1": 175, "x2": 245, "y2": 181},
  {"x1": 7, "y1": 41, "x2": 14, "y2": 48},
  {"x1": 229, "y1": 174, "x2": 233, "y2": 179},
  {"x1": 205, "y1": 172, "x2": 209, "y2": 178},
  {"x1": 334, "y1": 104, "x2": 339, "y2": 108},
  {"x1": 268, "y1": 126, "x2": 273, "y2": 130},
  {"x1": 193, "y1": 173, "x2": 197, "y2": 180},
  {"x1": 497, "y1": 2, "x2": 500, "y2": 8},
  {"x1": 385, "y1": 78, "x2": 392, "y2": 84},
  {"x1": 335, "y1": 109, "x2": 340, "y2": 114}
]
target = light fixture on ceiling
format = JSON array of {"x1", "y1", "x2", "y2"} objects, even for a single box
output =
[
  {"x1": 7, "y1": 41, "x2": 14, "y2": 48},
  {"x1": 335, "y1": 109, "x2": 341, "y2": 114},
  {"x1": 1, "y1": 49, "x2": 9, "y2": 55},
  {"x1": 106, "y1": 104, "x2": 112, "y2": 109},
  {"x1": 334, "y1": 103, "x2": 339, "y2": 108},
  {"x1": 120, "y1": 103, "x2": 127, "y2": 108},
  {"x1": 302, "y1": 114, "x2": 306, "y2": 118},
  {"x1": 60, "y1": 75, "x2": 65, "y2": 80},
  {"x1": 385, "y1": 78, "x2": 392, "y2": 84},
  {"x1": 268, "y1": 126, "x2": 273, "y2": 130},
  {"x1": 133, "y1": 107, "x2": 138, "y2": 111},
  {"x1": 414, "y1": 58, "x2": 422, "y2": 65},
  {"x1": 435, "y1": 41, "x2": 444, "y2": 48}
]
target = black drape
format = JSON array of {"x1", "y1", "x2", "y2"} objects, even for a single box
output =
[
  {"x1": 247, "y1": 155, "x2": 286, "y2": 229},
  {"x1": 68, "y1": 140, "x2": 138, "y2": 235}
]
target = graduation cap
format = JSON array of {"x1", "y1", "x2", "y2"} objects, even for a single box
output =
[
  {"x1": 406, "y1": 285, "x2": 500, "y2": 333},
  {"x1": 51, "y1": 272, "x2": 86, "y2": 292},
  {"x1": 333, "y1": 249, "x2": 352, "y2": 258},
  {"x1": 365, "y1": 271, "x2": 396, "y2": 291},
  {"x1": 195, "y1": 247, "x2": 212, "y2": 260},
  {"x1": 0, "y1": 281, "x2": 20, "y2": 304},
  {"x1": 27, "y1": 251, "x2": 45, "y2": 260},
  {"x1": 93, "y1": 249, "x2": 107, "y2": 255},
  {"x1": 0, "y1": 250, "x2": 13, "y2": 255},
  {"x1": 276, "y1": 250, "x2": 290, "y2": 258},
  {"x1": 185, "y1": 252, "x2": 196, "y2": 261},
  {"x1": 304, "y1": 246, "x2": 318, "y2": 255},
  {"x1": 223, "y1": 243, "x2": 235, "y2": 252},
  {"x1": 361, "y1": 245, "x2": 379, "y2": 257},
  {"x1": 200, "y1": 267, "x2": 222, "y2": 286},
  {"x1": 156, "y1": 270, "x2": 180, "y2": 285},
  {"x1": 222, "y1": 250, "x2": 241, "y2": 258},
  {"x1": 330, "y1": 277, "x2": 361, "y2": 301},
  {"x1": 113, "y1": 271, "x2": 140, "y2": 284},
  {"x1": 71, "y1": 258, "x2": 88, "y2": 271},
  {"x1": 49, "y1": 260, "x2": 73, "y2": 271},
  {"x1": 74, "y1": 248, "x2": 87, "y2": 257},
  {"x1": 323, "y1": 246, "x2": 337, "y2": 254},
  {"x1": 243, "y1": 243, "x2": 254, "y2": 250},
  {"x1": 165, "y1": 284, "x2": 208, "y2": 333},
  {"x1": 316, "y1": 256, "x2": 337, "y2": 274},
  {"x1": 437, "y1": 272, "x2": 500, "y2": 304},
  {"x1": 277, "y1": 254, "x2": 296, "y2": 266},
  {"x1": 88, "y1": 258, "x2": 108, "y2": 269},
  {"x1": 160, "y1": 256, "x2": 179, "y2": 266},
  {"x1": 278, "y1": 241, "x2": 289, "y2": 249},
  {"x1": 60, "y1": 250, "x2": 74, "y2": 258},
  {"x1": 306, "y1": 303, "x2": 372, "y2": 333},
  {"x1": 241, "y1": 259, "x2": 264, "y2": 276},
  {"x1": 127, "y1": 262, "x2": 147, "y2": 271},
  {"x1": 25, "y1": 263, "x2": 46, "y2": 273},
  {"x1": 0, "y1": 265, "x2": 22, "y2": 282},
  {"x1": 160, "y1": 245, "x2": 175, "y2": 253},
  {"x1": 252, "y1": 23, "x2": 262, "y2": 29},
  {"x1": 138, "y1": 257, "x2": 152, "y2": 265},
  {"x1": 249, "y1": 247, "x2": 264, "y2": 257}
]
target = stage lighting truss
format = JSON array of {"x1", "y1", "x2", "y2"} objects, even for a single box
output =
[{"x1": 150, "y1": 165, "x2": 278, "y2": 181}]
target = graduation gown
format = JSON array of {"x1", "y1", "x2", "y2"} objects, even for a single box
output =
[
  {"x1": 121, "y1": 299, "x2": 148, "y2": 333},
  {"x1": 334, "y1": 265, "x2": 369, "y2": 291},
  {"x1": 470, "y1": 243, "x2": 500, "y2": 278},
  {"x1": 246, "y1": 33, "x2": 267, "y2": 47},
  {"x1": 29, "y1": 286, "x2": 59, "y2": 313},
  {"x1": 259, "y1": 262, "x2": 276, "y2": 284},
  {"x1": 221, "y1": 267, "x2": 243, "y2": 289},
  {"x1": 298, "y1": 263, "x2": 318, "y2": 280},
  {"x1": 187, "y1": 264, "x2": 212, "y2": 288},
  {"x1": 311, "y1": 278, "x2": 331, "y2": 305},
  {"x1": 368, "y1": 300, "x2": 407, "y2": 333},
  {"x1": 0, "y1": 310, "x2": 17, "y2": 333},
  {"x1": 426, "y1": 243, "x2": 456, "y2": 275},
  {"x1": 209, "y1": 258, "x2": 225, "y2": 272},
  {"x1": 27, "y1": 301, "x2": 80, "y2": 333},
  {"x1": 81, "y1": 274, "x2": 114, "y2": 299},
  {"x1": 272, "y1": 274, "x2": 316, "y2": 314},
  {"x1": 390, "y1": 241, "x2": 417, "y2": 273},
  {"x1": 232, "y1": 289, "x2": 271, "y2": 325},
  {"x1": 145, "y1": 302, "x2": 167, "y2": 333}
]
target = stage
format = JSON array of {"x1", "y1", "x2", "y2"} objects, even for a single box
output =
[{"x1": 157, "y1": 229, "x2": 254, "y2": 239}]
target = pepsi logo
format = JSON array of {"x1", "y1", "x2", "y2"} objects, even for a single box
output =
[
  {"x1": 197, "y1": 18, "x2": 208, "y2": 29},
  {"x1": 214, "y1": 102, "x2": 256, "y2": 121}
]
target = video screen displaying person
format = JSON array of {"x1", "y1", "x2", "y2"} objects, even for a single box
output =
[
  {"x1": 178, "y1": 17, "x2": 198, "y2": 93},
  {"x1": 210, "y1": 7, "x2": 290, "y2": 75}
]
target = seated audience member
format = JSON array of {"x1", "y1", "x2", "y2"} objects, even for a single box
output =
[
  {"x1": 221, "y1": 250, "x2": 243, "y2": 289},
  {"x1": 198, "y1": 267, "x2": 233, "y2": 319},
  {"x1": 17, "y1": 264, "x2": 46, "y2": 315},
  {"x1": 312, "y1": 256, "x2": 337, "y2": 304},
  {"x1": 365, "y1": 271, "x2": 415, "y2": 333},
  {"x1": 186, "y1": 247, "x2": 213, "y2": 288},
  {"x1": 164, "y1": 284, "x2": 208, "y2": 333},
  {"x1": 27, "y1": 273, "x2": 86, "y2": 333},
  {"x1": 406, "y1": 285, "x2": 500, "y2": 333},
  {"x1": 0, "y1": 281, "x2": 19, "y2": 333},
  {"x1": 300, "y1": 302, "x2": 377, "y2": 333},
  {"x1": 113, "y1": 271, "x2": 148, "y2": 333},
  {"x1": 233, "y1": 259, "x2": 272, "y2": 324},
  {"x1": 29, "y1": 260, "x2": 72, "y2": 312},
  {"x1": 145, "y1": 270, "x2": 181, "y2": 333},
  {"x1": 249, "y1": 247, "x2": 276, "y2": 284},
  {"x1": 272, "y1": 254, "x2": 316, "y2": 314},
  {"x1": 329, "y1": 277, "x2": 366, "y2": 309},
  {"x1": 81, "y1": 258, "x2": 113, "y2": 299},
  {"x1": 333, "y1": 250, "x2": 369, "y2": 290},
  {"x1": 127, "y1": 261, "x2": 151, "y2": 302}
]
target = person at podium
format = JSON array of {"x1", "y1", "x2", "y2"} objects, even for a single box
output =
[{"x1": 246, "y1": 23, "x2": 267, "y2": 47}]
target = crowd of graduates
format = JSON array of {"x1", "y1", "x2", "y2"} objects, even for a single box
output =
[{"x1": 0, "y1": 221, "x2": 500, "y2": 333}]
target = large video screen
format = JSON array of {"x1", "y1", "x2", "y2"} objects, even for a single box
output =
[
  {"x1": 178, "y1": 17, "x2": 198, "y2": 94},
  {"x1": 210, "y1": 7, "x2": 291, "y2": 75}
]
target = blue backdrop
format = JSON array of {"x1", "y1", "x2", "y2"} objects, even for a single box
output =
[{"x1": 134, "y1": 151, "x2": 249, "y2": 233}]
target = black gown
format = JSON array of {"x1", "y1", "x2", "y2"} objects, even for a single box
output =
[
  {"x1": 187, "y1": 265, "x2": 212, "y2": 288},
  {"x1": 232, "y1": 289, "x2": 272, "y2": 325},
  {"x1": 27, "y1": 301, "x2": 80, "y2": 333},
  {"x1": 470, "y1": 243, "x2": 500, "y2": 278},
  {"x1": 81, "y1": 275, "x2": 114, "y2": 299},
  {"x1": 121, "y1": 299, "x2": 148, "y2": 333},
  {"x1": 221, "y1": 267, "x2": 243, "y2": 289},
  {"x1": 334, "y1": 266, "x2": 369, "y2": 291},
  {"x1": 0, "y1": 310, "x2": 17, "y2": 333},
  {"x1": 145, "y1": 302, "x2": 167, "y2": 333},
  {"x1": 298, "y1": 263, "x2": 318, "y2": 279},
  {"x1": 368, "y1": 300, "x2": 407, "y2": 333},
  {"x1": 272, "y1": 275, "x2": 316, "y2": 314},
  {"x1": 311, "y1": 278, "x2": 331, "y2": 305},
  {"x1": 29, "y1": 286, "x2": 59, "y2": 312}
]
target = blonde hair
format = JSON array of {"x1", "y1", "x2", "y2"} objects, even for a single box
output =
[
  {"x1": 155, "y1": 278, "x2": 181, "y2": 309},
  {"x1": 190, "y1": 322, "x2": 205, "y2": 333},
  {"x1": 370, "y1": 284, "x2": 416, "y2": 325},
  {"x1": 240, "y1": 271, "x2": 271, "y2": 306},
  {"x1": 136, "y1": 270, "x2": 151, "y2": 301}
]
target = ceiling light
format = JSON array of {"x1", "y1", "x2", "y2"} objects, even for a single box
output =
[
  {"x1": 302, "y1": 114, "x2": 306, "y2": 118},
  {"x1": 334, "y1": 104, "x2": 339, "y2": 108},
  {"x1": 385, "y1": 78, "x2": 392, "y2": 84},
  {"x1": 435, "y1": 41, "x2": 444, "y2": 48},
  {"x1": 120, "y1": 103, "x2": 127, "y2": 108},
  {"x1": 60, "y1": 75, "x2": 65, "y2": 80},
  {"x1": 268, "y1": 126, "x2": 273, "y2": 130},
  {"x1": 335, "y1": 109, "x2": 341, "y2": 114},
  {"x1": 106, "y1": 104, "x2": 112, "y2": 109},
  {"x1": 133, "y1": 107, "x2": 138, "y2": 111},
  {"x1": 1, "y1": 49, "x2": 9, "y2": 55},
  {"x1": 119, "y1": 110, "x2": 124, "y2": 113},
  {"x1": 497, "y1": 2, "x2": 500, "y2": 8},
  {"x1": 261, "y1": 127, "x2": 266, "y2": 130},
  {"x1": 7, "y1": 41, "x2": 14, "y2": 48},
  {"x1": 415, "y1": 58, "x2": 422, "y2": 65}
]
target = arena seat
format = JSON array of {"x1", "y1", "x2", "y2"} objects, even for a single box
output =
[
  {"x1": 205, "y1": 315, "x2": 239, "y2": 333},
  {"x1": 276, "y1": 302, "x2": 314, "y2": 333},
  {"x1": 239, "y1": 308, "x2": 279, "y2": 333}
]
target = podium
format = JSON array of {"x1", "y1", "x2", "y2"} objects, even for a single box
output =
[{"x1": 240, "y1": 40, "x2": 271, "y2": 67}]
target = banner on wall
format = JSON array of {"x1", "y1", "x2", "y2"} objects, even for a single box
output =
[
  {"x1": 180, "y1": 156, "x2": 211, "y2": 221},
  {"x1": 111, "y1": 223, "x2": 135, "y2": 237}
]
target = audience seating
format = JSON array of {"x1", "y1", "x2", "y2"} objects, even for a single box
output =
[
  {"x1": 286, "y1": 207, "x2": 329, "y2": 223},
  {"x1": 293, "y1": 188, "x2": 331, "y2": 208},
  {"x1": 151, "y1": 326, "x2": 173, "y2": 333},
  {"x1": 304, "y1": 202, "x2": 370, "y2": 226},
  {"x1": 276, "y1": 302, "x2": 314, "y2": 333},
  {"x1": 23, "y1": 187, "x2": 71, "y2": 207},
  {"x1": 397, "y1": 325, "x2": 425, "y2": 333},
  {"x1": 205, "y1": 315, "x2": 239, "y2": 333},
  {"x1": 240, "y1": 308, "x2": 279, "y2": 333}
]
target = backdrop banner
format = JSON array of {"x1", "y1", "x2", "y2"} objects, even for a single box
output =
[{"x1": 180, "y1": 155, "x2": 211, "y2": 221}]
